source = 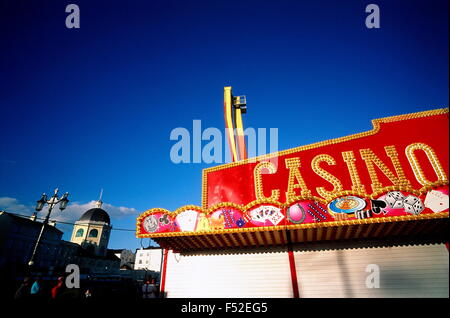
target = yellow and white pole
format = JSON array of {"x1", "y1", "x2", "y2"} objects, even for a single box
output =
[{"x1": 224, "y1": 86, "x2": 238, "y2": 162}]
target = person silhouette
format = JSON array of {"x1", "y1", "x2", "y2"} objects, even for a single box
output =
[
  {"x1": 14, "y1": 277, "x2": 31, "y2": 300},
  {"x1": 51, "y1": 276, "x2": 65, "y2": 299}
]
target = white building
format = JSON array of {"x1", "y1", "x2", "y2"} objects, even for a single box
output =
[
  {"x1": 162, "y1": 241, "x2": 448, "y2": 298},
  {"x1": 134, "y1": 247, "x2": 162, "y2": 271}
]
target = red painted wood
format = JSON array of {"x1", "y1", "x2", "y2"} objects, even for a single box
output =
[
  {"x1": 286, "y1": 231, "x2": 300, "y2": 298},
  {"x1": 160, "y1": 249, "x2": 169, "y2": 298}
]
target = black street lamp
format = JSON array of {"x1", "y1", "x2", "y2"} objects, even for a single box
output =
[{"x1": 28, "y1": 188, "x2": 69, "y2": 267}]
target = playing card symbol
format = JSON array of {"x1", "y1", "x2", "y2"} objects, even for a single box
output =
[
  {"x1": 424, "y1": 190, "x2": 449, "y2": 213},
  {"x1": 370, "y1": 199, "x2": 387, "y2": 215},
  {"x1": 176, "y1": 210, "x2": 198, "y2": 232},
  {"x1": 159, "y1": 214, "x2": 170, "y2": 225},
  {"x1": 267, "y1": 209, "x2": 284, "y2": 226}
]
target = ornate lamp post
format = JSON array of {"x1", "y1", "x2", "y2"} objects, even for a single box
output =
[{"x1": 28, "y1": 188, "x2": 69, "y2": 267}]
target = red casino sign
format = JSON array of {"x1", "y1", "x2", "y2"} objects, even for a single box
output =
[
  {"x1": 137, "y1": 108, "x2": 449, "y2": 249},
  {"x1": 203, "y1": 109, "x2": 448, "y2": 207}
]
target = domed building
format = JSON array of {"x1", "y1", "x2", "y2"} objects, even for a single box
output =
[{"x1": 70, "y1": 199, "x2": 112, "y2": 257}]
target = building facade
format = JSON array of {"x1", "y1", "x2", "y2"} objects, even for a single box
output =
[
  {"x1": 69, "y1": 199, "x2": 120, "y2": 274},
  {"x1": 162, "y1": 240, "x2": 448, "y2": 297},
  {"x1": 70, "y1": 200, "x2": 112, "y2": 257},
  {"x1": 0, "y1": 211, "x2": 63, "y2": 273},
  {"x1": 134, "y1": 247, "x2": 162, "y2": 272}
]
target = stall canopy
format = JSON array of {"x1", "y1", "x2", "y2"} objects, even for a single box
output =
[{"x1": 136, "y1": 108, "x2": 449, "y2": 251}]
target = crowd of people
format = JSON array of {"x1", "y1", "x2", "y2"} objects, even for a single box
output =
[
  {"x1": 13, "y1": 276, "x2": 160, "y2": 300},
  {"x1": 14, "y1": 276, "x2": 83, "y2": 300}
]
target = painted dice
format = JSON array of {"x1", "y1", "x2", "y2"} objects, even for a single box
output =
[
  {"x1": 384, "y1": 191, "x2": 405, "y2": 209},
  {"x1": 403, "y1": 195, "x2": 424, "y2": 215}
]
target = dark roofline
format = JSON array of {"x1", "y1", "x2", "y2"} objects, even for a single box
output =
[
  {"x1": 109, "y1": 249, "x2": 125, "y2": 253},
  {"x1": 79, "y1": 208, "x2": 111, "y2": 224},
  {"x1": 0, "y1": 211, "x2": 63, "y2": 235},
  {"x1": 61, "y1": 240, "x2": 81, "y2": 248},
  {"x1": 76, "y1": 247, "x2": 120, "y2": 261}
]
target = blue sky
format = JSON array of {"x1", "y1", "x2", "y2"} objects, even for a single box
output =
[{"x1": 0, "y1": 0, "x2": 448, "y2": 251}]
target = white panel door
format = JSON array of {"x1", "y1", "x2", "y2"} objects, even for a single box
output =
[
  {"x1": 164, "y1": 247, "x2": 293, "y2": 298},
  {"x1": 294, "y1": 244, "x2": 449, "y2": 298}
]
